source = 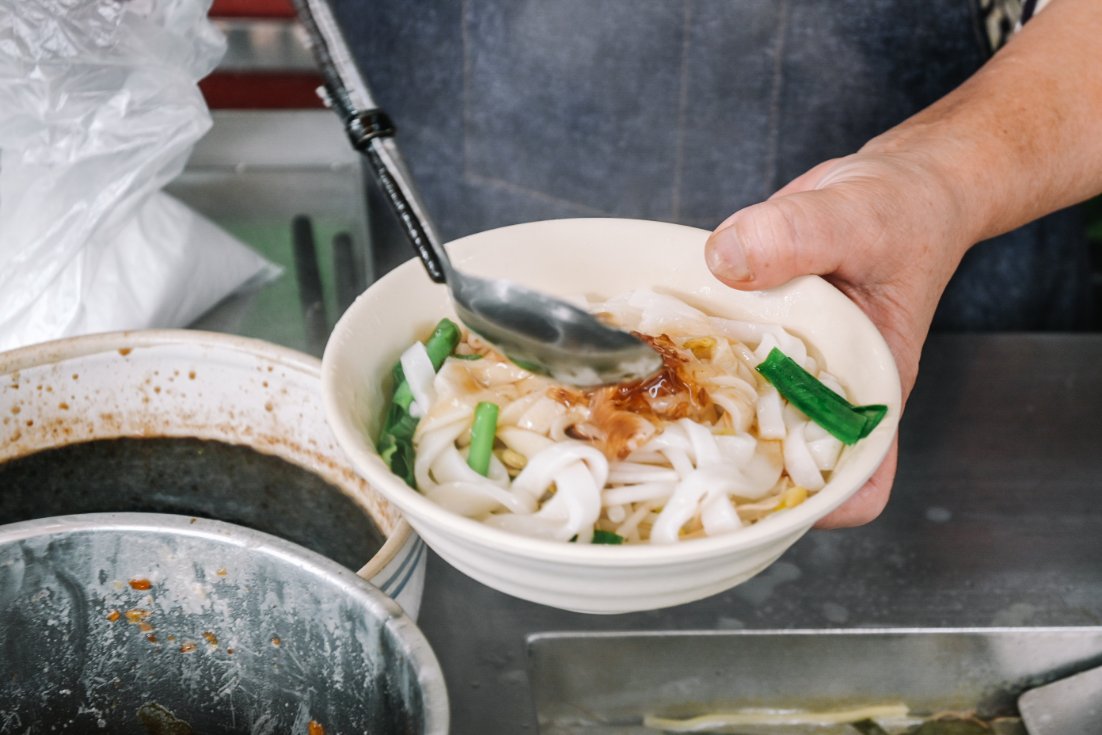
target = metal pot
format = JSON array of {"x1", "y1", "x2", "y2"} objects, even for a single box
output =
[
  {"x1": 0, "y1": 513, "x2": 448, "y2": 733},
  {"x1": 0, "y1": 330, "x2": 425, "y2": 617}
]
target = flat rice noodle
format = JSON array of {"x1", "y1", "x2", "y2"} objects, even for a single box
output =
[
  {"x1": 430, "y1": 445, "x2": 510, "y2": 487},
  {"x1": 805, "y1": 421, "x2": 844, "y2": 470},
  {"x1": 659, "y1": 447, "x2": 695, "y2": 479},
  {"x1": 710, "y1": 390, "x2": 753, "y2": 432},
  {"x1": 400, "y1": 341, "x2": 437, "y2": 418},
  {"x1": 679, "y1": 418, "x2": 722, "y2": 466},
  {"x1": 535, "y1": 461, "x2": 602, "y2": 542},
  {"x1": 586, "y1": 293, "x2": 642, "y2": 331},
  {"x1": 628, "y1": 288, "x2": 712, "y2": 335},
  {"x1": 701, "y1": 491, "x2": 742, "y2": 536},
  {"x1": 512, "y1": 441, "x2": 609, "y2": 501},
  {"x1": 498, "y1": 426, "x2": 556, "y2": 458},
  {"x1": 714, "y1": 433, "x2": 756, "y2": 467},
  {"x1": 483, "y1": 512, "x2": 570, "y2": 541},
  {"x1": 414, "y1": 420, "x2": 469, "y2": 490},
  {"x1": 756, "y1": 385, "x2": 786, "y2": 440},
  {"x1": 641, "y1": 425, "x2": 692, "y2": 454},
  {"x1": 615, "y1": 501, "x2": 656, "y2": 540},
  {"x1": 751, "y1": 329, "x2": 813, "y2": 373},
  {"x1": 425, "y1": 479, "x2": 535, "y2": 516},
  {"x1": 601, "y1": 481, "x2": 676, "y2": 506},
  {"x1": 651, "y1": 467, "x2": 744, "y2": 544},
  {"x1": 783, "y1": 421, "x2": 825, "y2": 491},
  {"x1": 515, "y1": 395, "x2": 567, "y2": 434},
  {"x1": 735, "y1": 441, "x2": 785, "y2": 499},
  {"x1": 606, "y1": 504, "x2": 627, "y2": 523},
  {"x1": 607, "y1": 463, "x2": 681, "y2": 485},
  {"x1": 497, "y1": 391, "x2": 543, "y2": 425},
  {"x1": 414, "y1": 398, "x2": 473, "y2": 439},
  {"x1": 463, "y1": 355, "x2": 533, "y2": 386}
]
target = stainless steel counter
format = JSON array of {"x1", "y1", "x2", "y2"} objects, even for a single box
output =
[{"x1": 413, "y1": 333, "x2": 1102, "y2": 733}]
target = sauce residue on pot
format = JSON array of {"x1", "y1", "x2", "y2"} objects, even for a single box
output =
[{"x1": 125, "y1": 609, "x2": 150, "y2": 624}]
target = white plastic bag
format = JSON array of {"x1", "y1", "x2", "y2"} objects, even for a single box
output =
[{"x1": 0, "y1": 0, "x2": 280, "y2": 352}]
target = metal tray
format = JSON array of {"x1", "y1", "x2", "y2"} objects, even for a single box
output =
[{"x1": 527, "y1": 628, "x2": 1102, "y2": 733}]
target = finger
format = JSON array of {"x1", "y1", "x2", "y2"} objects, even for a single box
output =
[
  {"x1": 813, "y1": 438, "x2": 898, "y2": 529},
  {"x1": 705, "y1": 190, "x2": 850, "y2": 290}
]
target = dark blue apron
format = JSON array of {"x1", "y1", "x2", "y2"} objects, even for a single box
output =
[{"x1": 334, "y1": 0, "x2": 1092, "y2": 330}]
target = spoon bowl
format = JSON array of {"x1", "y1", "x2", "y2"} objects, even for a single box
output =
[{"x1": 451, "y1": 269, "x2": 663, "y2": 386}]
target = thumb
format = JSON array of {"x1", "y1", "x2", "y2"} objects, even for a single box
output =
[{"x1": 705, "y1": 190, "x2": 851, "y2": 291}]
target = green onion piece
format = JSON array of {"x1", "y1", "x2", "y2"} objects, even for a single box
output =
[
  {"x1": 377, "y1": 318, "x2": 462, "y2": 487},
  {"x1": 591, "y1": 530, "x2": 625, "y2": 545},
  {"x1": 424, "y1": 318, "x2": 461, "y2": 370},
  {"x1": 755, "y1": 347, "x2": 887, "y2": 446},
  {"x1": 449, "y1": 353, "x2": 484, "y2": 361},
  {"x1": 467, "y1": 401, "x2": 499, "y2": 476}
]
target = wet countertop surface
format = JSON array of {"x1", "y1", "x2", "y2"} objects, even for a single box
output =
[{"x1": 414, "y1": 333, "x2": 1102, "y2": 733}]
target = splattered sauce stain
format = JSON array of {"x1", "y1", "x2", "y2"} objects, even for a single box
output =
[{"x1": 125, "y1": 609, "x2": 150, "y2": 624}]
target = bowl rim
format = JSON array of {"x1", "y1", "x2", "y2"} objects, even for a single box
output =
[
  {"x1": 323, "y1": 217, "x2": 901, "y2": 566},
  {"x1": 0, "y1": 327, "x2": 415, "y2": 577}
]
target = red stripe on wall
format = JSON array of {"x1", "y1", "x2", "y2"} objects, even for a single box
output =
[
  {"x1": 209, "y1": 0, "x2": 296, "y2": 19},
  {"x1": 200, "y1": 72, "x2": 326, "y2": 109}
]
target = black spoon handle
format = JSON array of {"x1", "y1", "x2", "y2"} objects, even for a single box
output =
[{"x1": 292, "y1": 0, "x2": 448, "y2": 284}]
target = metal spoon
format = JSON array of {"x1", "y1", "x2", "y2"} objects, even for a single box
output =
[{"x1": 293, "y1": 0, "x2": 662, "y2": 386}]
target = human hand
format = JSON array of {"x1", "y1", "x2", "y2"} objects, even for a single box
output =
[
  {"x1": 706, "y1": 150, "x2": 973, "y2": 527},
  {"x1": 705, "y1": 0, "x2": 1102, "y2": 526}
]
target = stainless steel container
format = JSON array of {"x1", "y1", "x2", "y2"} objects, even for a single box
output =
[
  {"x1": 528, "y1": 629, "x2": 1102, "y2": 733},
  {"x1": 0, "y1": 330, "x2": 426, "y2": 617},
  {"x1": 0, "y1": 513, "x2": 448, "y2": 733}
]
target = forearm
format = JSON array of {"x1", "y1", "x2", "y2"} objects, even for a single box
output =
[{"x1": 863, "y1": 0, "x2": 1102, "y2": 248}]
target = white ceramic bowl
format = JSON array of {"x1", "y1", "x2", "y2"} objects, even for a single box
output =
[
  {"x1": 0, "y1": 330, "x2": 426, "y2": 618},
  {"x1": 323, "y1": 218, "x2": 901, "y2": 614}
]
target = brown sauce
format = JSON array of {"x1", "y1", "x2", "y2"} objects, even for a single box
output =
[{"x1": 552, "y1": 334, "x2": 719, "y2": 459}]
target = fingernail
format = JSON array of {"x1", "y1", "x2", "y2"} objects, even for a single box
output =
[{"x1": 706, "y1": 227, "x2": 753, "y2": 282}]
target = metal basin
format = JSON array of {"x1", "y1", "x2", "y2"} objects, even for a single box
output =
[
  {"x1": 0, "y1": 513, "x2": 448, "y2": 733},
  {"x1": 0, "y1": 330, "x2": 425, "y2": 617},
  {"x1": 528, "y1": 629, "x2": 1102, "y2": 733}
]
